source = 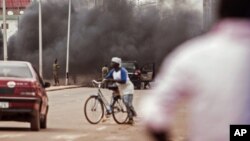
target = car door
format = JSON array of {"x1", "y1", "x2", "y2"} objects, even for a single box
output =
[{"x1": 140, "y1": 63, "x2": 155, "y2": 82}]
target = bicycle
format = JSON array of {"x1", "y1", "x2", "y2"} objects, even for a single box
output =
[{"x1": 84, "y1": 80, "x2": 128, "y2": 124}]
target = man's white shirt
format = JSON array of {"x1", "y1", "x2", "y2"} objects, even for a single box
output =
[{"x1": 141, "y1": 19, "x2": 250, "y2": 141}]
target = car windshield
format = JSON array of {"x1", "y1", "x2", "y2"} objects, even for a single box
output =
[
  {"x1": 0, "y1": 63, "x2": 33, "y2": 78},
  {"x1": 122, "y1": 63, "x2": 136, "y2": 72}
]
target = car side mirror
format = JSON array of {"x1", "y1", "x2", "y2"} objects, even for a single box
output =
[{"x1": 44, "y1": 82, "x2": 51, "y2": 88}]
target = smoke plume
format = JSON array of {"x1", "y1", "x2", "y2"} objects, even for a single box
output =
[{"x1": 8, "y1": 0, "x2": 203, "y2": 83}]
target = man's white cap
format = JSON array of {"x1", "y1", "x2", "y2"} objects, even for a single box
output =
[{"x1": 111, "y1": 57, "x2": 122, "y2": 67}]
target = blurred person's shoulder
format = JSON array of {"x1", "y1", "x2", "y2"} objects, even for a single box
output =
[
  {"x1": 171, "y1": 20, "x2": 250, "y2": 62},
  {"x1": 165, "y1": 33, "x2": 219, "y2": 65}
]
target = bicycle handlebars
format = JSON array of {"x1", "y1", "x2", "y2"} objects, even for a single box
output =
[{"x1": 92, "y1": 80, "x2": 104, "y2": 88}]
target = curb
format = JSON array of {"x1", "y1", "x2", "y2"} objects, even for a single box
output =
[{"x1": 46, "y1": 85, "x2": 83, "y2": 92}]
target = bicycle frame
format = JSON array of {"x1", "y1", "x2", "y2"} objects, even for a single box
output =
[
  {"x1": 97, "y1": 88, "x2": 111, "y2": 111},
  {"x1": 92, "y1": 80, "x2": 113, "y2": 111}
]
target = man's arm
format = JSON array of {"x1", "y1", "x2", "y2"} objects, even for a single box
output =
[
  {"x1": 56, "y1": 64, "x2": 60, "y2": 69},
  {"x1": 105, "y1": 69, "x2": 114, "y2": 79}
]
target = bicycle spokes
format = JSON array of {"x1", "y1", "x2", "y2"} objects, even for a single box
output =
[
  {"x1": 91, "y1": 100, "x2": 99, "y2": 111},
  {"x1": 112, "y1": 99, "x2": 128, "y2": 124},
  {"x1": 84, "y1": 96, "x2": 104, "y2": 124}
]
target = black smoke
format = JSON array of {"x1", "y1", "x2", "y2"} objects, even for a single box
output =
[{"x1": 8, "y1": 0, "x2": 202, "y2": 83}]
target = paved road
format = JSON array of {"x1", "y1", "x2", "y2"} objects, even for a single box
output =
[{"x1": 0, "y1": 88, "x2": 155, "y2": 141}]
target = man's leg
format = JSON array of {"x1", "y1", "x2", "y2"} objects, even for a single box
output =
[
  {"x1": 55, "y1": 74, "x2": 59, "y2": 85},
  {"x1": 53, "y1": 73, "x2": 57, "y2": 86},
  {"x1": 127, "y1": 94, "x2": 137, "y2": 117},
  {"x1": 122, "y1": 94, "x2": 135, "y2": 124},
  {"x1": 56, "y1": 77, "x2": 60, "y2": 85}
]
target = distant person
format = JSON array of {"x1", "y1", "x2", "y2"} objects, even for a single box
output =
[
  {"x1": 141, "y1": 0, "x2": 250, "y2": 141},
  {"x1": 101, "y1": 64, "x2": 109, "y2": 88},
  {"x1": 53, "y1": 58, "x2": 60, "y2": 86},
  {"x1": 102, "y1": 64, "x2": 109, "y2": 79},
  {"x1": 105, "y1": 57, "x2": 137, "y2": 125}
]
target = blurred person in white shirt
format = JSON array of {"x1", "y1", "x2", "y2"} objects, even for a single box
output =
[{"x1": 141, "y1": 0, "x2": 250, "y2": 140}]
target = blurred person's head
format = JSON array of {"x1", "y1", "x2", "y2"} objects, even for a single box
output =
[{"x1": 219, "y1": 0, "x2": 250, "y2": 19}]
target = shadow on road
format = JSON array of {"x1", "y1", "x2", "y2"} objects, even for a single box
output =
[
  {"x1": 0, "y1": 127, "x2": 78, "y2": 133},
  {"x1": 0, "y1": 127, "x2": 30, "y2": 132}
]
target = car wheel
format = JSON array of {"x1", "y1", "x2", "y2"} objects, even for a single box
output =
[
  {"x1": 30, "y1": 110, "x2": 40, "y2": 131},
  {"x1": 40, "y1": 114, "x2": 47, "y2": 129},
  {"x1": 41, "y1": 106, "x2": 48, "y2": 129}
]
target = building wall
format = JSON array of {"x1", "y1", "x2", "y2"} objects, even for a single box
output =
[
  {"x1": 0, "y1": 0, "x2": 31, "y2": 15},
  {"x1": 0, "y1": 18, "x2": 18, "y2": 41},
  {"x1": 0, "y1": 0, "x2": 31, "y2": 40},
  {"x1": 5, "y1": 19, "x2": 18, "y2": 40}
]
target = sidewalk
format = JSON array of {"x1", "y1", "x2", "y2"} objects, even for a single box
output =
[{"x1": 46, "y1": 85, "x2": 83, "y2": 92}]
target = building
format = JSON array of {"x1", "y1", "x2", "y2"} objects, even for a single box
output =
[
  {"x1": 0, "y1": 0, "x2": 31, "y2": 15},
  {"x1": 0, "y1": 0, "x2": 32, "y2": 40}
]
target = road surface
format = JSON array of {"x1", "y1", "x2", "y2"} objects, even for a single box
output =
[{"x1": 0, "y1": 87, "x2": 187, "y2": 141}]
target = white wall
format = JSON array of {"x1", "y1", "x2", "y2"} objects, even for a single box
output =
[{"x1": 5, "y1": 19, "x2": 18, "y2": 40}]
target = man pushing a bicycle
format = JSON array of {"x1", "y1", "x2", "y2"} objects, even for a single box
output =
[{"x1": 104, "y1": 57, "x2": 137, "y2": 125}]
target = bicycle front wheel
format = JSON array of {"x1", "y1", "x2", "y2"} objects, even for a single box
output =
[
  {"x1": 84, "y1": 96, "x2": 104, "y2": 124},
  {"x1": 112, "y1": 98, "x2": 128, "y2": 124}
]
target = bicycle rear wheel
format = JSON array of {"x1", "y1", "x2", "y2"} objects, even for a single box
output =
[
  {"x1": 112, "y1": 98, "x2": 128, "y2": 124},
  {"x1": 84, "y1": 96, "x2": 104, "y2": 124}
]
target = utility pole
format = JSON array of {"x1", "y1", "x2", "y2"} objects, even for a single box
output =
[
  {"x1": 203, "y1": 0, "x2": 217, "y2": 31},
  {"x1": 38, "y1": 0, "x2": 43, "y2": 77},
  {"x1": 66, "y1": 0, "x2": 72, "y2": 85},
  {"x1": 2, "y1": 0, "x2": 7, "y2": 61}
]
